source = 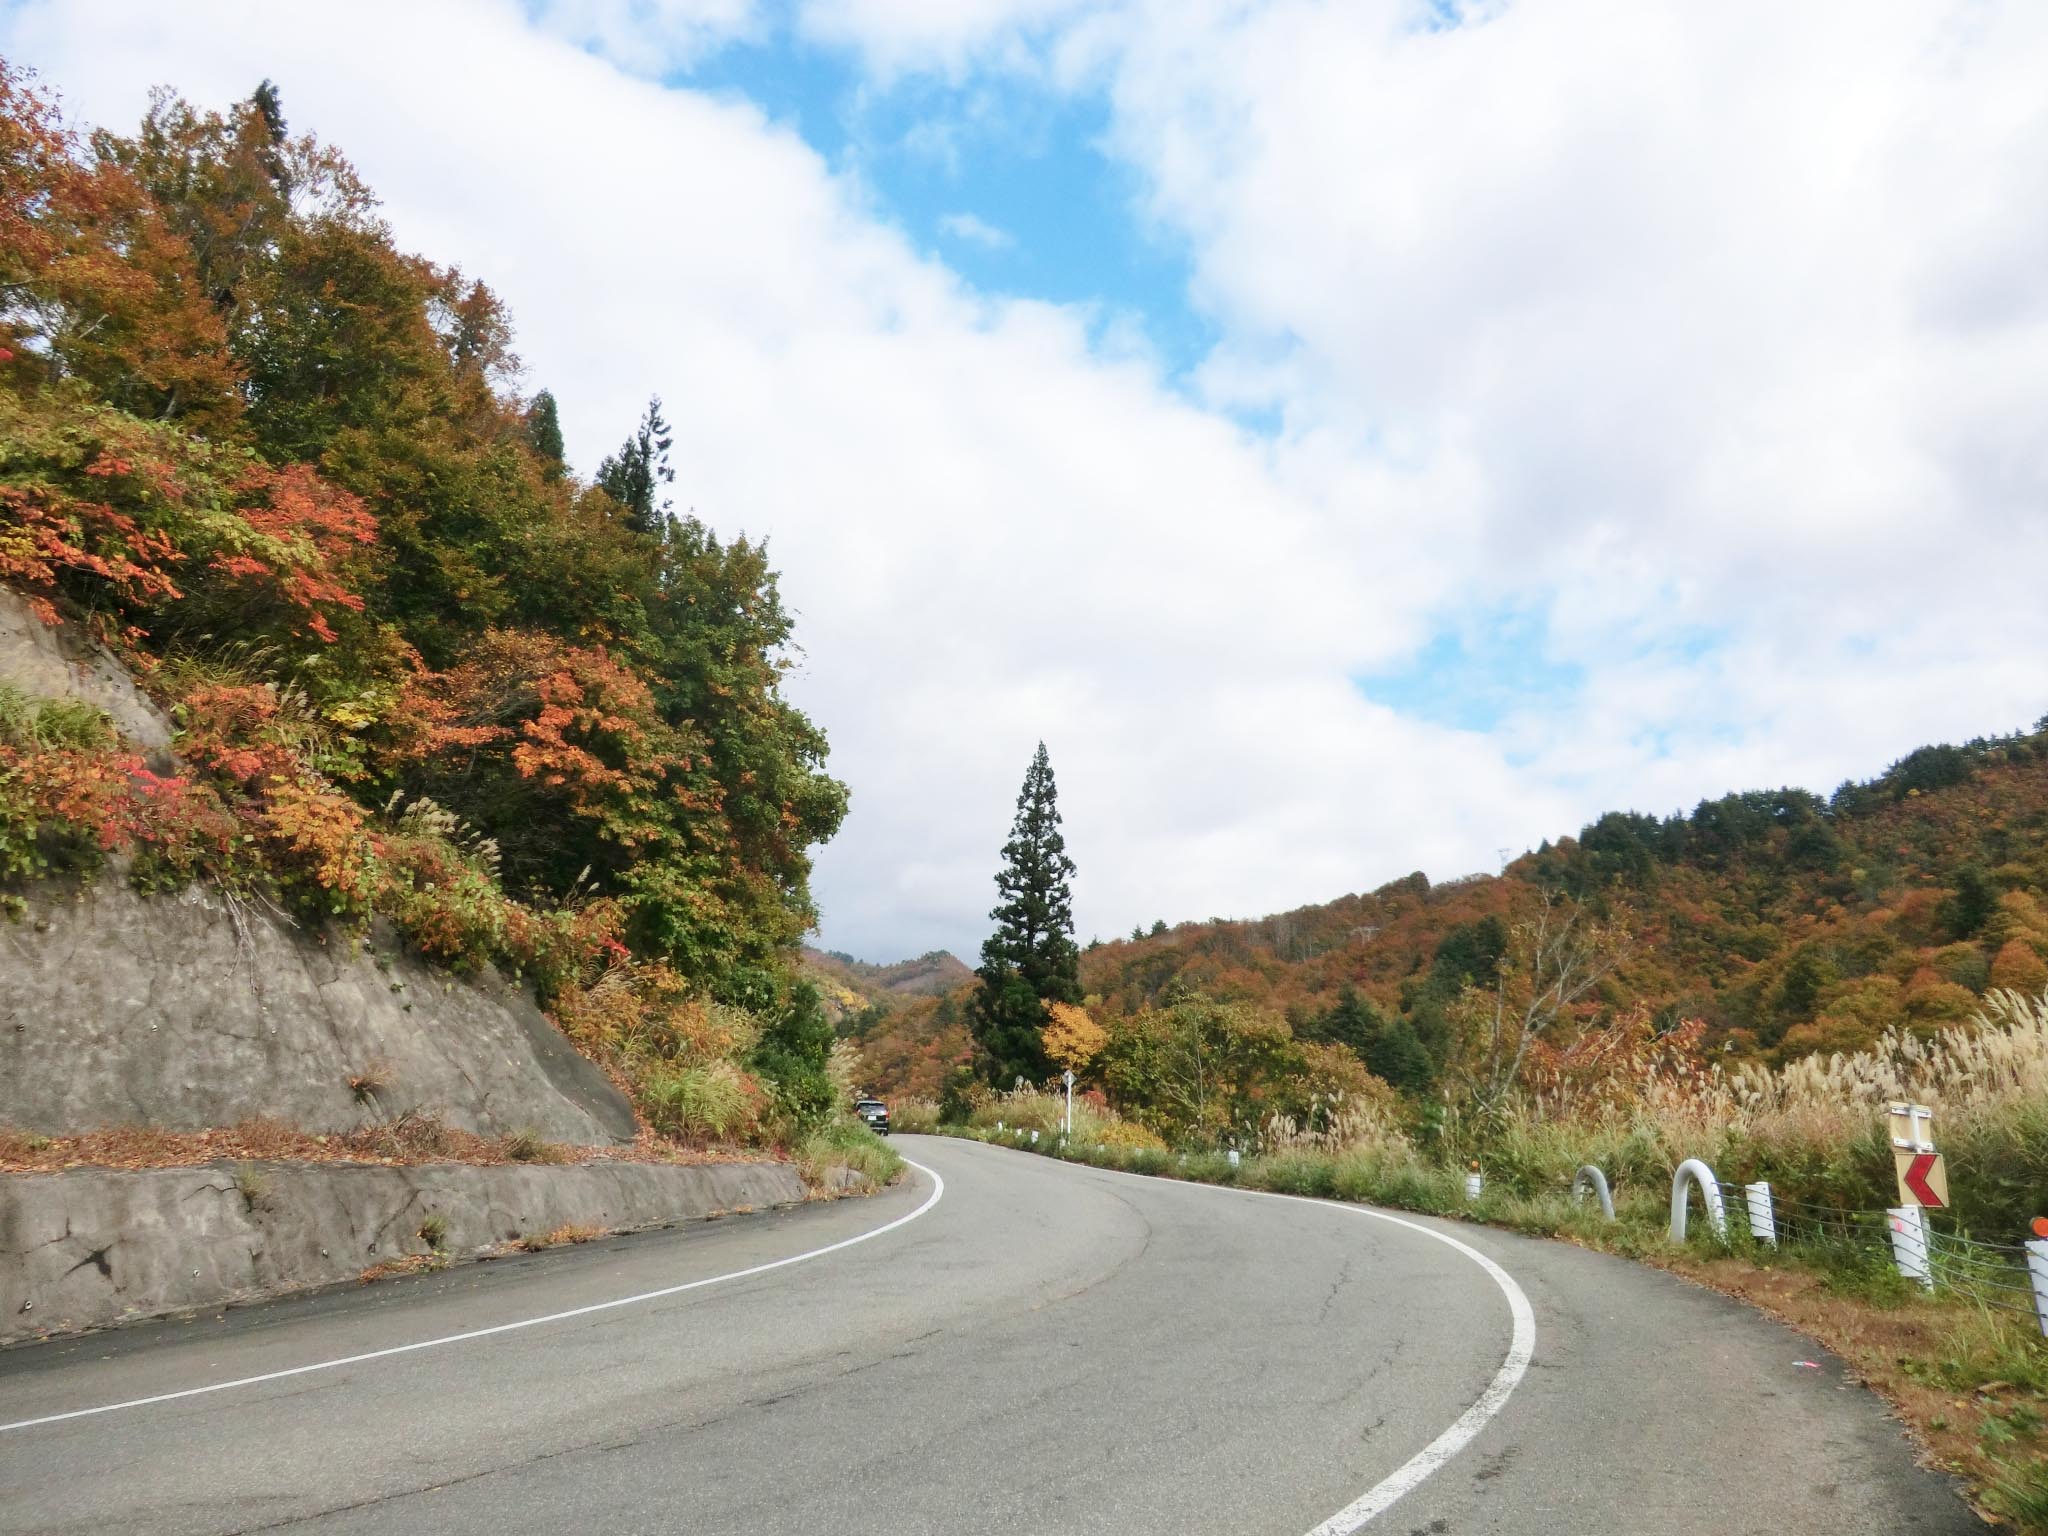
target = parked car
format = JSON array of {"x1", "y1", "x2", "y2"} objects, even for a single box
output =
[{"x1": 854, "y1": 1097, "x2": 890, "y2": 1135}]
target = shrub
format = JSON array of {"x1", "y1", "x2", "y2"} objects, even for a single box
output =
[
  {"x1": 500, "y1": 1130, "x2": 560, "y2": 1164},
  {"x1": 797, "y1": 1119, "x2": 903, "y2": 1188},
  {"x1": 890, "y1": 1097, "x2": 941, "y2": 1134},
  {"x1": 639, "y1": 1062, "x2": 762, "y2": 1142}
]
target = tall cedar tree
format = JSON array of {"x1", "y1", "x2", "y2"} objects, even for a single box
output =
[
  {"x1": 525, "y1": 388, "x2": 565, "y2": 478},
  {"x1": 973, "y1": 742, "x2": 1082, "y2": 1085},
  {"x1": 596, "y1": 394, "x2": 675, "y2": 535}
]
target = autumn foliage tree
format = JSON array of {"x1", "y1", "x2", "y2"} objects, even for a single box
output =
[
  {"x1": 0, "y1": 65, "x2": 847, "y2": 1127},
  {"x1": 1040, "y1": 1001, "x2": 1106, "y2": 1077}
]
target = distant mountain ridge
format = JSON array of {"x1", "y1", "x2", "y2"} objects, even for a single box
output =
[
  {"x1": 801, "y1": 946, "x2": 973, "y2": 1025},
  {"x1": 1077, "y1": 724, "x2": 2048, "y2": 1068}
]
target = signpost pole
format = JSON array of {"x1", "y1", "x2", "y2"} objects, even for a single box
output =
[{"x1": 1888, "y1": 1205, "x2": 1934, "y2": 1291}]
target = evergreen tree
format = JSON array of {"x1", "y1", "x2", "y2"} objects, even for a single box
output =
[
  {"x1": 247, "y1": 80, "x2": 291, "y2": 194},
  {"x1": 973, "y1": 742, "x2": 1081, "y2": 1085},
  {"x1": 525, "y1": 388, "x2": 565, "y2": 479},
  {"x1": 1310, "y1": 986, "x2": 1381, "y2": 1054},
  {"x1": 1363, "y1": 1017, "x2": 1434, "y2": 1095},
  {"x1": 596, "y1": 394, "x2": 675, "y2": 535},
  {"x1": 250, "y1": 80, "x2": 286, "y2": 140}
]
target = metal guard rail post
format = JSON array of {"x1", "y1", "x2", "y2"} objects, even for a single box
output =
[
  {"x1": 1570, "y1": 1165, "x2": 1615, "y2": 1222},
  {"x1": 1669, "y1": 1158, "x2": 1727, "y2": 1243}
]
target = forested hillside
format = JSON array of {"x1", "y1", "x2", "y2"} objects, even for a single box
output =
[
  {"x1": 0, "y1": 67, "x2": 847, "y2": 1137},
  {"x1": 1079, "y1": 727, "x2": 2048, "y2": 1081},
  {"x1": 801, "y1": 946, "x2": 971, "y2": 1019}
]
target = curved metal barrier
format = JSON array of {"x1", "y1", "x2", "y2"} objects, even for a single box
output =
[
  {"x1": 1668, "y1": 1158, "x2": 1728, "y2": 1242},
  {"x1": 1570, "y1": 1165, "x2": 1615, "y2": 1221}
]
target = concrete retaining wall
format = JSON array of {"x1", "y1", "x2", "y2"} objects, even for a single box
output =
[
  {"x1": 0, "y1": 1158, "x2": 812, "y2": 1343},
  {"x1": 0, "y1": 877, "x2": 639, "y2": 1145}
]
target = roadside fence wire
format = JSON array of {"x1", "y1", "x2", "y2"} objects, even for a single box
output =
[
  {"x1": 1699, "y1": 1179, "x2": 2042, "y2": 1322},
  {"x1": 1925, "y1": 1226, "x2": 2040, "y2": 1319}
]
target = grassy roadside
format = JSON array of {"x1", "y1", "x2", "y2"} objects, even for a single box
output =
[
  {"x1": 794, "y1": 1119, "x2": 904, "y2": 1191},
  {"x1": 911, "y1": 1116, "x2": 2048, "y2": 1532}
]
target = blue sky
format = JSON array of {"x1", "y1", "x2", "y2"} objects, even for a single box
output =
[{"x1": 684, "y1": 18, "x2": 1218, "y2": 381}]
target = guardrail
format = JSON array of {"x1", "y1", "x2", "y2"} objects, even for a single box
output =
[
  {"x1": 1569, "y1": 1165, "x2": 1615, "y2": 1222},
  {"x1": 1635, "y1": 1157, "x2": 2048, "y2": 1336},
  {"x1": 1668, "y1": 1159, "x2": 1727, "y2": 1242}
]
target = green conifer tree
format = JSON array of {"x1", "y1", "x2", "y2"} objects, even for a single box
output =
[
  {"x1": 525, "y1": 388, "x2": 566, "y2": 479},
  {"x1": 973, "y1": 742, "x2": 1081, "y2": 1086},
  {"x1": 596, "y1": 394, "x2": 675, "y2": 534}
]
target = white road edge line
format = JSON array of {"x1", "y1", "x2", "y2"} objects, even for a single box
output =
[
  {"x1": 1033, "y1": 1147, "x2": 1536, "y2": 1534},
  {"x1": 0, "y1": 1158, "x2": 945, "y2": 1436}
]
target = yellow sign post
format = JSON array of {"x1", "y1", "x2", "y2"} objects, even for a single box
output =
[{"x1": 1888, "y1": 1102, "x2": 1948, "y2": 1208}]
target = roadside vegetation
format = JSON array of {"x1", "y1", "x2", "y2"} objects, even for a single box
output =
[{"x1": 0, "y1": 64, "x2": 859, "y2": 1161}]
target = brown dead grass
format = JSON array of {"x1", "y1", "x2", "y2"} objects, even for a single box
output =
[
  {"x1": 0, "y1": 1116, "x2": 780, "y2": 1174},
  {"x1": 516, "y1": 1223, "x2": 606, "y2": 1252},
  {"x1": 357, "y1": 1252, "x2": 449, "y2": 1285}
]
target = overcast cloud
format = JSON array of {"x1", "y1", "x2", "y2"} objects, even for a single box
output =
[{"x1": 6, "y1": 0, "x2": 2044, "y2": 961}]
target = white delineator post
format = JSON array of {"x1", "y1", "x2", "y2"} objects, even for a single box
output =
[
  {"x1": 1464, "y1": 1169, "x2": 1483, "y2": 1202},
  {"x1": 2026, "y1": 1239, "x2": 2048, "y2": 1340},
  {"x1": 1744, "y1": 1182, "x2": 1777, "y2": 1246},
  {"x1": 1888, "y1": 1205, "x2": 1933, "y2": 1291},
  {"x1": 1063, "y1": 1069, "x2": 1075, "y2": 1139}
]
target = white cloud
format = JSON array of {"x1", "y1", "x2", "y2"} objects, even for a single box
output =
[
  {"x1": 937, "y1": 210, "x2": 1014, "y2": 249},
  {"x1": 799, "y1": 0, "x2": 2048, "y2": 863},
  {"x1": 6, "y1": 0, "x2": 2047, "y2": 963},
  {"x1": 525, "y1": 0, "x2": 760, "y2": 74}
]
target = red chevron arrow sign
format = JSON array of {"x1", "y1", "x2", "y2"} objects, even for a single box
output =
[{"x1": 1894, "y1": 1150, "x2": 1948, "y2": 1208}]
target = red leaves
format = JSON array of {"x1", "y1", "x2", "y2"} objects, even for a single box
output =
[
  {"x1": 174, "y1": 683, "x2": 291, "y2": 788},
  {"x1": 391, "y1": 630, "x2": 699, "y2": 846},
  {"x1": 0, "y1": 482, "x2": 189, "y2": 614}
]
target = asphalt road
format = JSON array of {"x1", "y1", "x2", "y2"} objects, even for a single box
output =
[{"x1": 0, "y1": 1135, "x2": 1982, "y2": 1534}]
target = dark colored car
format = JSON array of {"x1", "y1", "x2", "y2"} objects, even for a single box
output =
[{"x1": 855, "y1": 1098, "x2": 890, "y2": 1135}]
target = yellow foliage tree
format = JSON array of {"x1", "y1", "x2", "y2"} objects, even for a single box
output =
[{"x1": 1041, "y1": 1001, "x2": 1107, "y2": 1076}]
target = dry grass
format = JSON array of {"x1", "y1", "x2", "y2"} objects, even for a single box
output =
[
  {"x1": 0, "y1": 1115, "x2": 775, "y2": 1173},
  {"x1": 516, "y1": 1222, "x2": 605, "y2": 1251},
  {"x1": 962, "y1": 1087, "x2": 1164, "y2": 1149},
  {"x1": 357, "y1": 1253, "x2": 448, "y2": 1284},
  {"x1": 1629, "y1": 988, "x2": 2048, "y2": 1150},
  {"x1": 1261, "y1": 1095, "x2": 1413, "y2": 1157},
  {"x1": 1450, "y1": 988, "x2": 2048, "y2": 1233},
  {"x1": 889, "y1": 1097, "x2": 941, "y2": 1134}
]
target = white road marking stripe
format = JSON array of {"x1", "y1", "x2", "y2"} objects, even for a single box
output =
[
  {"x1": 0, "y1": 1159, "x2": 945, "y2": 1436},
  {"x1": 1298, "y1": 1211, "x2": 1534, "y2": 1534},
  {"x1": 1016, "y1": 1146, "x2": 1536, "y2": 1533}
]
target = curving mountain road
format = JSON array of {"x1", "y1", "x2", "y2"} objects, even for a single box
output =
[{"x1": 0, "y1": 1136, "x2": 1980, "y2": 1534}]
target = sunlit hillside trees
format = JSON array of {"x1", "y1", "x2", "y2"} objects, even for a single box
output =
[{"x1": 0, "y1": 66, "x2": 846, "y2": 1133}]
